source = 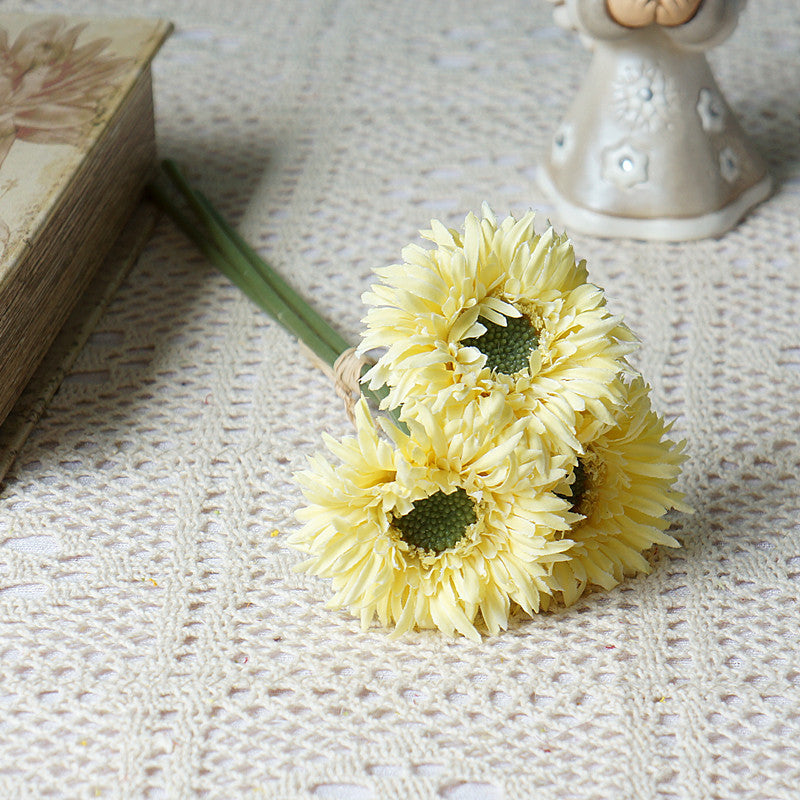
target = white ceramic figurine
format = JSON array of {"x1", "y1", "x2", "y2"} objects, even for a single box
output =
[{"x1": 539, "y1": 0, "x2": 772, "y2": 240}]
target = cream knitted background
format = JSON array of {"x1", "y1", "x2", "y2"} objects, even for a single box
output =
[{"x1": 1, "y1": 1, "x2": 799, "y2": 798}]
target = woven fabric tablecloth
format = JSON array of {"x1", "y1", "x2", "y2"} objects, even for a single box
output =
[{"x1": 2, "y1": 1, "x2": 799, "y2": 798}]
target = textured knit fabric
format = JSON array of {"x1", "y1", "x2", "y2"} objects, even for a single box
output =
[{"x1": 1, "y1": 1, "x2": 798, "y2": 798}]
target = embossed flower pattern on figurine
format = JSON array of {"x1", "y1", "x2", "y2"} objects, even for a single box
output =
[
  {"x1": 719, "y1": 146, "x2": 740, "y2": 183},
  {"x1": 613, "y1": 63, "x2": 675, "y2": 133},
  {"x1": 602, "y1": 142, "x2": 649, "y2": 189},
  {"x1": 696, "y1": 87, "x2": 726, "y2": 133},
  {"x1": 551, "y1": 122, "x2": 574, "y2": 165}
]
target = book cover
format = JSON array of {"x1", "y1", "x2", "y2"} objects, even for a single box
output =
[{"x1": 0, "y1": 14, "x2": 170, "y2": 266}]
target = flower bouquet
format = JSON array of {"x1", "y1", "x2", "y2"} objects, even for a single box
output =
[{"x1": 153, "y1": 162, "x2": 689, "y2": 641}]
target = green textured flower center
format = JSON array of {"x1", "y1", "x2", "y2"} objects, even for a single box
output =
[
  {"x1": 558, "y1": 459, "x2": 588, "y2": 513},
  {"x1": 461, "y1": 313, "x2": 539, "y2": 375},
  {"x1": 392, "y1": 488, "x2": 477, "y2": 553}
]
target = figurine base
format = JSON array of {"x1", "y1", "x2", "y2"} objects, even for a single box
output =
[{"x1": 537, "y1": 167, "x2": 773, "y2": 242}]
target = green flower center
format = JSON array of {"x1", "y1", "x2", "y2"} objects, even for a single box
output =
[
  {"x1": 392, "y1": 488, "x2": 477, "y2": 553},
  {"x1": 558, "y1": 459, "x2": 588, "y2": 513},
  {"x1": 461, "y1": 313, "x2": 539, "y2": 375}
]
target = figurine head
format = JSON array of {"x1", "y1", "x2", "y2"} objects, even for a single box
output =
[
  {"x1": 605, "y1": 0, "x2": 704, "y2": 28},
  {"x1": 550, "y1": 0, "x2": 747, "y2": 50}
]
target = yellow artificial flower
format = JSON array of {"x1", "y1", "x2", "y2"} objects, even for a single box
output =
[
  {"x1": 546, "y1": 376, "x2": 690, "y2": 605},
  {"x1": 359, "y1": 205, "x2": 636, "y2": 456},
  {"x1": 291, "y1": 398, "x2": 574, "y2": 641}
]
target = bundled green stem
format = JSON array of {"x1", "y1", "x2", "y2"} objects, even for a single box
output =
[{"x1": 150, "y1": 160, "x2": 389, "y2": 412}]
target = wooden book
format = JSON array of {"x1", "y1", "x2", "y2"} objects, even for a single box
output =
[{"x1": 0, "y1": 14, "x2": 171, "y2": 428}]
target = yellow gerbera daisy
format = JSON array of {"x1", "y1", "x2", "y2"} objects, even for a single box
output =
[
  {"x1": 546, "y1": 376, "x2": 690, "y2": 605},
  {"x1": 290, "y1": 398, "x2": 574, "y2": 641},
  {"x1": 359, "y1": 205, "x2": 636, "y2": 455}
]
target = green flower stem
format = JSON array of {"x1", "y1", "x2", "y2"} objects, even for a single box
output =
[
  {"x1": 149, "y1": 180, "x2": 338, "y2": 368},
  {"x1": 150, "y1": 167, "x2": 393, "y2": 416},
  {"x1": 193, "y1": 187, "x2": 353, "y2": 358},
  {"x1": 162, "y1": 160, "x2": 351, "y2": 359}
]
